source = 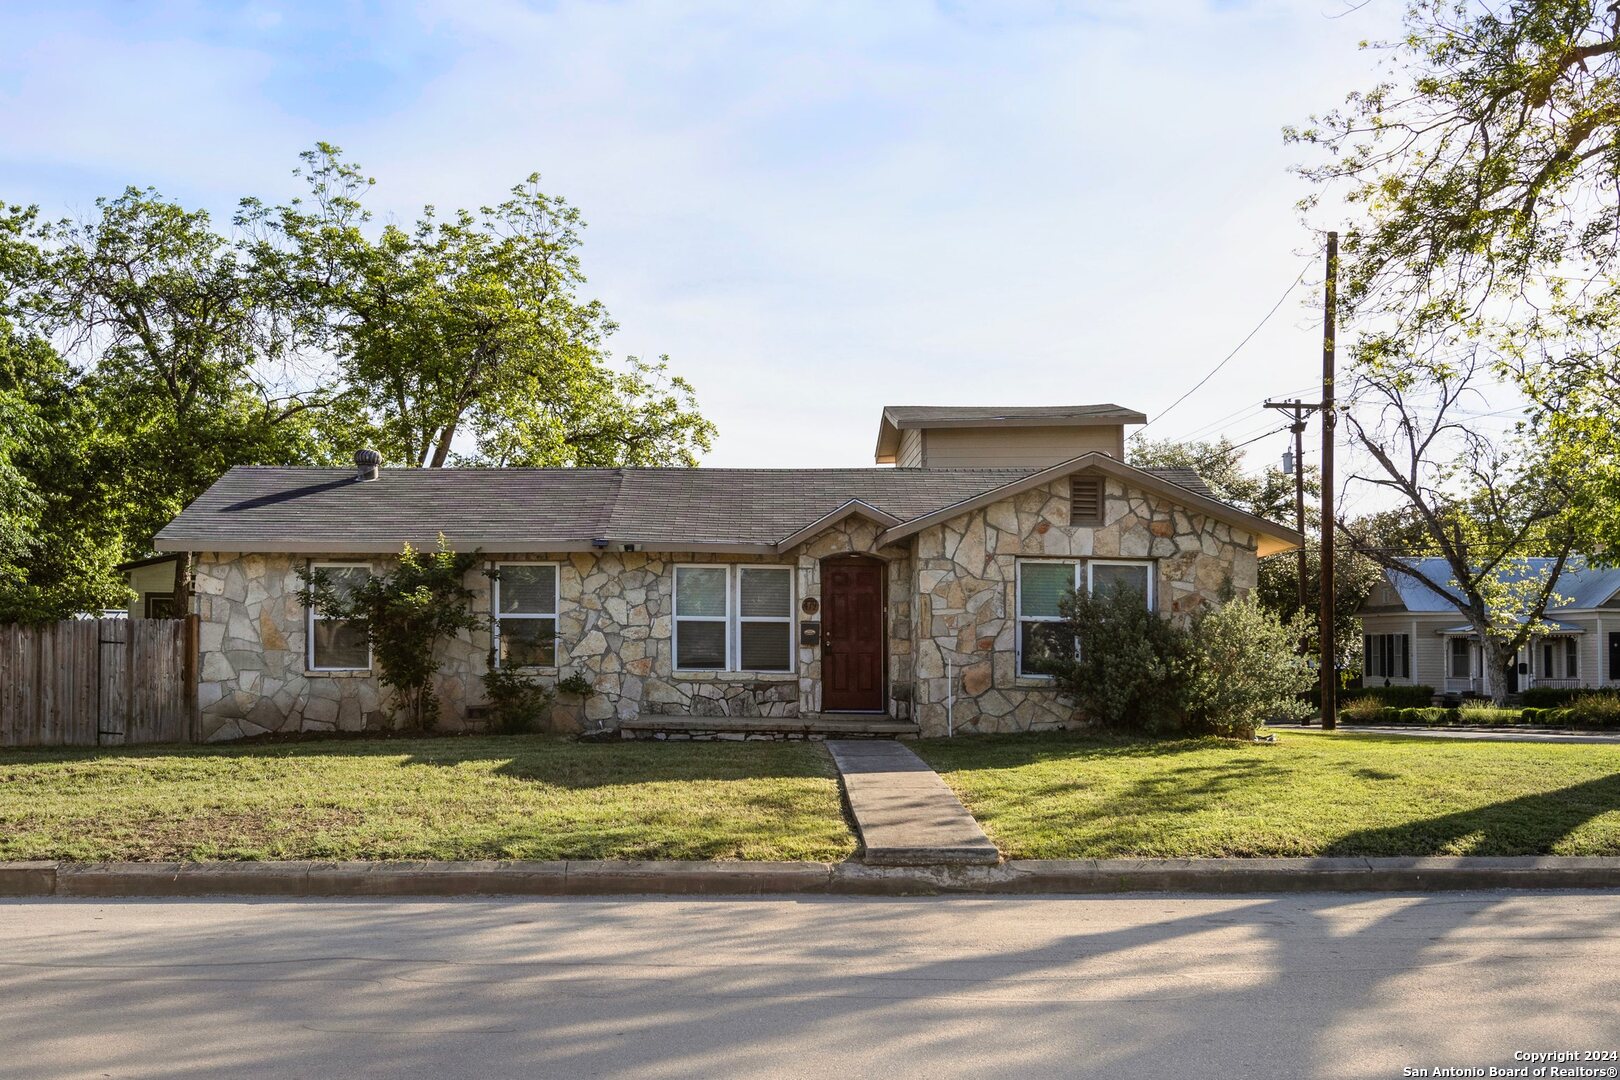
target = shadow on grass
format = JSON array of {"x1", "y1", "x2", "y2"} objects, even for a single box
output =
[
  {"x1": 0, "y1": 732, "x2": 841, "y2": 789},
  {"x1": 1323, "y1": 772, "x2": 1620, "y2": 857},
  {"x1": 926, "y1": 729, "x2": 1620, "y2": 858}
]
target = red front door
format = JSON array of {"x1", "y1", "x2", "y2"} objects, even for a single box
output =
[{"x1": 822, "y1": 558, "x2": 885, "y2": 711}]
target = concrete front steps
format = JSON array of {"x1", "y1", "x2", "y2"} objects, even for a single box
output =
[{"x1": 618, "y1": 713, "x2": 918, "y2": 741}]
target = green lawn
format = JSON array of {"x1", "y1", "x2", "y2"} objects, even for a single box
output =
[
  {"x1": 916, "y1": 729, "x2": 1620, "y2": 859},
  {"x1": 0, "y1": 735, "x2": 855, "y2": 862}
]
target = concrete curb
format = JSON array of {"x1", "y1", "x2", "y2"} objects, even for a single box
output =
[{"x1": 6, "y1": 856, "x2": 1620, "y2": 898}]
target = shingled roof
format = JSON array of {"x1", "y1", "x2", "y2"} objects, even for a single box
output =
[
  {"x1": 152, "y1": 460, "x2": 1275, "y2": 556},
  {"x1": 880, "y1": 404, "x2": 1148, "y2": 428}
]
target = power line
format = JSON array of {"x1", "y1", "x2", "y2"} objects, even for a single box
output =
[
  {"x1": 1151, "y1": 382, "x2": 1319, "y2": 445},
  {"x1": 1137, "y1": 254, "x2": 1319, "y2": 435},
  {"x1": 1166, "y1": 400, "x2": 1271, "y2": 443},
  {"x1": 1221, "y1": 425, "x2": 1293, "y2": 457},
  {"x1": 1170, "y1": 424, "x2": 1294, "y2": 472}
]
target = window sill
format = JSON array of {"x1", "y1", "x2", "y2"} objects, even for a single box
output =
[
  {"x1": 497, "y1": 665, "x2": 559, "y2": 676},
  {"x1": 305, "y1": 669, "x2": 374, "y2": 679},
  {"x1": 673, "y1": 670, "x2": 797, "y2": 682},
  {"x1": 1013, "y1": 677, "x2": 1060, "y2": 689}
]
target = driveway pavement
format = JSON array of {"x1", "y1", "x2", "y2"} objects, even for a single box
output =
[{"x1": 2, "y1": 892, "x2": 1617, "y2": 1079}]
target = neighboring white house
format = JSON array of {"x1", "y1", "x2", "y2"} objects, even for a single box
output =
[
  {"x1": 1357, "y1": 557, "x2": 1620, "y2": 696},
  {"x1": 118, "y1": 553, "x2": 181, "y2": 619}
]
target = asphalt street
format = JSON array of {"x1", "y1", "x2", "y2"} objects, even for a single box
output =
[{"x1": 1, "y1": 892, "x2": 1616, "y2": 1079}]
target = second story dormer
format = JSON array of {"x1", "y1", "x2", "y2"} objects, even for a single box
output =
[{"x1": 873, "y1": 404, "x2": 1146, "y2": 468}]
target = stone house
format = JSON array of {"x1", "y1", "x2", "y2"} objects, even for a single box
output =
[
  {"x1": 151, "y1": 403, "x2": 1301, "y2": 741},
  {"x1": 1358, "y1": 557, "x2": 1620, "y2": 697}
]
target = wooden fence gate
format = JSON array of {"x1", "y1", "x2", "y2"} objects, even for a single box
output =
[{"x1": 0, "y1": 618, "x2": 197, "y2": 747}]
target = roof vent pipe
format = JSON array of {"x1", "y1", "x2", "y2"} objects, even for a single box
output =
[{"x1": 354, "y1": 448, "x2": 382, "y2": 482}]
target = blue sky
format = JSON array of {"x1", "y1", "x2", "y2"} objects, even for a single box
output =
[{"x1": 0, "y1": 0, "x2": 1406, "y2": 476}]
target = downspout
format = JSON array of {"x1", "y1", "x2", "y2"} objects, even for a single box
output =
[{"x1": 945, "y1": 655, "x2": 955, "y2": 738}]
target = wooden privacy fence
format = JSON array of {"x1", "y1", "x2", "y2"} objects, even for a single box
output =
[{"x1": 0, "y1": 618, "x2": 197, "y2": 747}]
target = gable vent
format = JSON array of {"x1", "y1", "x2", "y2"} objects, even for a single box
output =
[{"x1": 1070, "y1": 476, "x2": 1104, "y2": 526}]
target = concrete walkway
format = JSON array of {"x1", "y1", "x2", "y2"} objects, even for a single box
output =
[
  {"x1": 824, "y1": 740, "x2": 1000, "y2": 866},
  {"x1": 1281, "y1": 723, "x2": 1620, "y2": 744}
]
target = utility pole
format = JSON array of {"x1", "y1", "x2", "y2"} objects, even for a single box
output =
[
  {"x1": 1319, "y1": 230, "x2": 1339, "y2": 730},
  {"x1": 1263, "y1": 398, "x2": 1321, "y2": 616}
]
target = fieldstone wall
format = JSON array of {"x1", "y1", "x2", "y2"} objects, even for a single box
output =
[
  {"x1": 193, "y1": 551, "x2": 485, "y2": 742},
  {"x1": 192, "y1": 516, "x2": 908, "y2": 740},
  {"x1": 558, "y1": 550, "x2": 802, "y2": 728},
  {"x1": 909, "y1": 476, "x2": 1259, "y2": 738}
]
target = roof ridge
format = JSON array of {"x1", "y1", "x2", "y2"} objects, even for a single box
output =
[{"x1": 219, "y1": 463, "x2": 1045, "y2": 476}]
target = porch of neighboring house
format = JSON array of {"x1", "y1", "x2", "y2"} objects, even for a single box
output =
[{"x1": 1439, "y1": 627, "x2": 1584, "y2": 696}]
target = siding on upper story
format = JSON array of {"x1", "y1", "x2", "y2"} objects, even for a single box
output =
[
  {"x1": 125, "y1": 560, "x2": 179, "y2": 618},
  {"x1": 897, "y1": 428, "x2": 924, "y2": 467},
  {"x1": 911, "y1": 424, "x2": 1125, "y2": 468}
]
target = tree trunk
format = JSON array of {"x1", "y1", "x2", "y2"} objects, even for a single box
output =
[
  {"x1": 171, "y1": 551, "x2": 193, "y2": 617},
  {"x1": 428, "y1": 417, "x2": 460, "y2": 468},
  {"x1": 1482, "y1": 639, "x2": 1516, "y2": 706}
]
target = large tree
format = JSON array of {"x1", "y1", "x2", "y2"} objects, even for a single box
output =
[
  {"x1": 0, "y1": 204, "x2": 131, "y2": 621},
  {"x1": 2, "y1": 148, "x2": 716, "y2": 619},
  {"x1": 2, "y1": 190, "x2": 349, "y2": 618},
  {"x1": 1289, "y1": 0, "x2": 1620, "y2": 556},
  {"x1": 241, "y1": 145, "x2": 715, "y2": 469},
  {"x1": 1339, "y1": 350, "x2": 1578, "y2": 703}
]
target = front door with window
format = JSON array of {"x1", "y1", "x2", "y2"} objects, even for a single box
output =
[{"x1": 821, "y1": 558, "x2": 885, "y2": 711}]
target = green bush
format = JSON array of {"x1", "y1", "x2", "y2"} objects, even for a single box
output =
[
  {"x1": 1459, "y1": 704, "x2": 1524, "y2": 725},
  {"x1": 1520, "y1": 687, "x2": 1584, "y2": 708},
  {"x1": 1339, "y1": 705, "x2": 1467, "y2": 726},
  {"x1": 1037, "y1": 590, "x2": 1311, "y2": 739},
  {"x1": 1335, "y1": 698, "x2": 1620, "y2": 729},
  {"x1": 1035, "y1": 585, "x2": 1191, "y2": 734},
  {"x1": 556, "y1": 671, "x2": 594, "y2": 697},
  {"x1": 1339, "y1": 696, "x2": 1388, "y2": 722},
  {"x1": 1569, "y1": 693, "x2": 1620, "y2": 726},
  {"x1": 480, "y1": 666, "x2": 554, "y2": 734},
  {"x1": 1341, "y1": 684, "x2": 1436, "y2": 708},
  {"x1": 1183, "y1": 596, "x2": 1315, "y2": 738}
]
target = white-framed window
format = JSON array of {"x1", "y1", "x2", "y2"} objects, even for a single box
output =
[
  {"x1": 1015, "y1": 559, "x2": 1155, "y2": 677},
  {"x1": 674, "y1": 564, "x2": 794, "y2": 672},
  {"x1": 493, "y1": 562, "x2": 559, "y2": 668},
  {"x1": 307, "y1": 562, "x2": 372, "y2": 672},
  {"x1": 1090, "y1": 560, "x2": 1154, "y2": 606},
  {"x1": 1448, "y1": 637, "x2": 1473, "y2": 679},
  {"x1": 1539, "y1": 637, "x2": 1577, "y2": 680},
  {"x1": 738, "y1": 566, "x2": 794, "y2": 672}
]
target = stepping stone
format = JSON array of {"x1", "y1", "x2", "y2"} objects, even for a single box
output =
[{"x1": 825, "y1": 740, "x2": 1000, "y2": 866}]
